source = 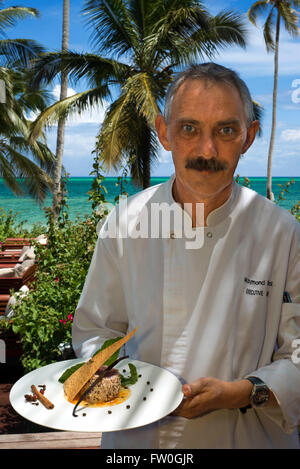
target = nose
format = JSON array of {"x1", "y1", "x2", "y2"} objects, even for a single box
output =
[{"x1": 195, "y1": 131, "x2": 218, "y2": 159}]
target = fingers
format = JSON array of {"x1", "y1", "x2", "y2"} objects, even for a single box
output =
[
  {"x1": 182, "y1": 384, "x2": 191, "y2": 396},
  {"x1": 182, "y1": 378, "x2": 205, "y2": 397}
]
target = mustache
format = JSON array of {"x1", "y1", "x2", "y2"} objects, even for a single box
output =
[{"x1": 185, "y1": 156, "x2": 228, "y2": 172}]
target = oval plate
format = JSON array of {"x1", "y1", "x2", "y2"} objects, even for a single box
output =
[{"x1": 9, "y1": 358, "x2": 183, "y2": 432}]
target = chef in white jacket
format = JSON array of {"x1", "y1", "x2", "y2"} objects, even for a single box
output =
[{"x1": 72, "y1": 63, "x2": 300, "y2": 449}]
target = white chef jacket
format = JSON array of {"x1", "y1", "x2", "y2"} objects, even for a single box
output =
[{"x1": 72, "y1": 175, "x2": 300, "y2": 449}]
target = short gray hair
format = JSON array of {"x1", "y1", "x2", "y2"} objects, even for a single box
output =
[{"x1": 164, "y1": 63, "x2": 255, "y2": 126}]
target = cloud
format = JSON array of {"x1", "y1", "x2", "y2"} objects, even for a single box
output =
[
  {"x1": 214, "y1": 22, "x2": 300, "y2": 77},
  {"x1": 281, "y1": 129, "x2": 300, "y2": 141}
]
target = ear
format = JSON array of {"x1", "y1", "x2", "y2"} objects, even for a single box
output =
[
  {"x1": 241, "y1": 120, "x2": 260, "y2": 154},
  {"x1": 155, "y1": 114, "x2": 171, "y2": 151}
]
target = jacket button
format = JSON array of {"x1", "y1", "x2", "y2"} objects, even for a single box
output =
[
  {"x1": 206, "y1": 232, "x2": 213, "y2": 238},
  {"x1": 170, "y1": 232, "x2": 176, "y2": 239}
]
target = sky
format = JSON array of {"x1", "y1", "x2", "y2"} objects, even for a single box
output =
[{"x1": 4, "y1": 0, "x2": 300, "y2": 178}]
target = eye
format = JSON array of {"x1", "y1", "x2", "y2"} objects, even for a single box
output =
[
  {"x1": 220, "y1": 127, "x2": 234, "y2": 136},
  {"x1": 182, "y1": 124, "x2": 195, "y2": 133}
]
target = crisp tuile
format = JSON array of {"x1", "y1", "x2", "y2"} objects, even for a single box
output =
[{"x1": 63, "y1": 327, "x2": 138, "y2": 401}]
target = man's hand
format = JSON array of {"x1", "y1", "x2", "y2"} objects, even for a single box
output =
[{"x1": 172, "y1": 377, "x2": 253, "y2": 419}]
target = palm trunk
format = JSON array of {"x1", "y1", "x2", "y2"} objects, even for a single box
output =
[
  {"x1": 141, "y1": 124, "x2": 151, "y2": 189},
  {"x1": 52, "y1": 0, "x2": 69, "y2": 220},
  {"x1": 266, "y1": 11, "x2": 280, "y2": 202}
]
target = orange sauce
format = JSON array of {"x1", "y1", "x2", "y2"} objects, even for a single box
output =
[{"x1": 66, "y1": 387, "x2": 131, "y2": 408}]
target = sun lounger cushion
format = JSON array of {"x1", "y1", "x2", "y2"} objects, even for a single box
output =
[
  {"x1": 0, "y1": 268, "x2": 15, "y2": 278},
  {"x1": 18, "y1": 246, "x2": 35, "y2": 263},
  {"x1": 14, "y1": 259, "x2": 35, "y2": 277},
  {"x1": 5, "y1": 285, "x2": 29, "y2": 318}
]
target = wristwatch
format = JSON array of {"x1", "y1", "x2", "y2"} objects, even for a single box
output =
[{"x1": 239, "y1": 376, "x2": 270, "y2": 414}]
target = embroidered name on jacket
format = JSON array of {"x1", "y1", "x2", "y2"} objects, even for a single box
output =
[{"x1": 244, "y1": 277, "x2": 273, "y2": 297}]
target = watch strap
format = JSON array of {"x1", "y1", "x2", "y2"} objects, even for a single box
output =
[
  {"x1": 246, "y1": 376, "x2": 265, "y2": 386},
  {"x1": 239, "y1": 377, "x2": 266, "y2": 414}
]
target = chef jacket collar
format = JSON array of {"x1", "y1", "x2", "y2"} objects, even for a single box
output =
[{"x1": 167, "y1": 173, "x2": 239, "y2": 228}]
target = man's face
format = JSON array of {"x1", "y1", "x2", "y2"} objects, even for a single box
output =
[{"x1": 156, "y1": 79, "x2": 259, "y2": 200}]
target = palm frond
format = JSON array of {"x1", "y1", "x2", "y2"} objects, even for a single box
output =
[
  {"x1": 143, "y1": 4, "x2": 212, "y2": 66},
  {"x1": 252, "y1": 100, "x2": 264, "y2": 137},
  {"x1": 29, "y1": 87, "x2": 105, "y2": 142},
  {"x1": 278, "y1": 2, "x2": 300, "y2": 38},
  {"x1": 190, "y1": 10, "x2": 248, "y2": 60},
  {"x1": 9, "y1": 135, "x2": 55, "y2": 174},
  {"x1": 247, "y1": 0, "x2": 269, "y2": 27},
  {"x1": 30, "y1": 50, "x2": 130, "y2": 90},
  {"x1": 263, "y1": 6, "x2": 276, "y2": 51},
  {"x1": 0, "y1": 141, "x2": 24, "y2": 195},
  {"x1": 0, "y1": 38, "x2": 45, "y2": 67},
  {"x1": 97, "y1": 93, "x2": 132, "y2": 169},
  {"x1": 82, "y1": 0, "x2": 139, "y2": 57},
  {"x1": 99, "y1": 100, "x2": 159, "y2": 185},
  {"x1": 0, "y1": 140, "x2": 52, "y2": 203},
  {"x1": 0, "y1": 6, "x2": 39, "y2": 34},
  {"x1": 123, "y1": 72, "x2": 159, "y2": 126}
]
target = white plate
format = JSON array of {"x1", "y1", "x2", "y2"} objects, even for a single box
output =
[{"x1": 9, "y1": 358, "x2": 183, "y2": 432}]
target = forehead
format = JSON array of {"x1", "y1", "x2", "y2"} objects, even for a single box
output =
[{"x1": 170, "y1": 78, "x2": 246, "y2": 123}]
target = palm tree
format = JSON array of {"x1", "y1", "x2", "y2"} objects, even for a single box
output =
[
  {"x1": 29, "y1": 0, "x2": 250, "y2": 189},
  {"x1": 0, "y1": 2, "x2": 55, "y2": 203},
  {"x1": 248, "y1": 0, "x2": 300, "y2": 201},
  {"x1": 52, "y1": 0, "x2": 70, "y2": 220},
  {"x1": 0, "y1": 68, "x2": 55, "y2": 202},
  {"x1": 0, "y1": 2, "x2": 44, "y2": 67}
]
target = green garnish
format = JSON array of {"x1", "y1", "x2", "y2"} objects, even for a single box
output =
[
  {"x1": 58, "y1": 362, "x2": 84, "y2": 383},
  {"x1": 120, "y1": 363, "x2": 138, "y2": 387}
]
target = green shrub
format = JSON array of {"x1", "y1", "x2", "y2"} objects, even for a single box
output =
[
  {"x1": 9, "y1": 212, "x2": 99, "y2": 372},
  {"x1": 0, "y1": 207, "x2": 46, "y2": 242},
  {"x1": 7, "y1": 166, "x2": 107, "y2": 373}
]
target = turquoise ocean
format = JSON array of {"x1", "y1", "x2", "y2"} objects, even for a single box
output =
[{"x1": 0, "y1": 176, "x2": 299, "y2": 229}]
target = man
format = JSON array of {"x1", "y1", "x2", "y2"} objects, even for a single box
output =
[{"x1": 72, "y1": 63, "x2": 300, "y2": 449}]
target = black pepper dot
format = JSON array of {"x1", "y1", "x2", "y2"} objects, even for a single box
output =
[
  {"x1": 150, "y1": 388, "x2": 153, "y2": 392},
  {"x1": 126, "y1": 405, "x2": 130, "y2": 409},
  {"x1": 143, "y1": 397, "x2": 147, "y2": 401},
  {"x1": 138, "y1": 374, "x2": 142, "y2": 378},
  {"x1": 147, "y1": 381, "x2": 150, "y2": 385},
  {"x1": 83, "y1": 413, "x2": 86, "y2": 417},
  {"x1": 108, "y1": 410, "x2": 112, "y2": 414}
]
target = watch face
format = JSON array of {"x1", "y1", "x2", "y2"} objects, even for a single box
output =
[{"x1": 252, "y1": 386, "x2": 270, "y2": 406}]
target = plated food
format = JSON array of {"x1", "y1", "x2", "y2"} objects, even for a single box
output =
[
  {"x1": 9, "y1": 327, "x2": 183, "y2": 432},
  {"x1": 63, "y1": 327, "x2": 138, "y2": 405},
  {"x1": 59, "y1": 328, "x2": 139, "y2": 416}
]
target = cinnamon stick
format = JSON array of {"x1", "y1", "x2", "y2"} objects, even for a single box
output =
[{"x1": 31, "y1": 384, "x2": 54, "y2": 409}]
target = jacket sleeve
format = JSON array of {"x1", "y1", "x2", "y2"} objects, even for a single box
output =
[
  {"x1": 246, "y1": 224, "x2": 300, "y2": 434},
  {"x1": 72, "y1": 220, "x2": 128, "y2": 359}
]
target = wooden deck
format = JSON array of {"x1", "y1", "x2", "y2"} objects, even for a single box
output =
[
  {"x1": 0, "y1": 365, "x2": 101, "y2": 449},
  {"x1": 0, "y1": 431, "x2": 101, "y2": 449}
]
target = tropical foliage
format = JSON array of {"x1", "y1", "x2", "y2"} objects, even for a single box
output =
[
  {"x1": 247, "y1": 0, "x2": 300, "y2": 200},
  {"x1": 2, "y1": 173, "x2": 107, "y2": 372},
  {"x1": 0, "y1": 2, "x2": 55, "y2": 202},
  {"x1": 29, "y1": 0, "x2": 251, "y2": 188}
]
